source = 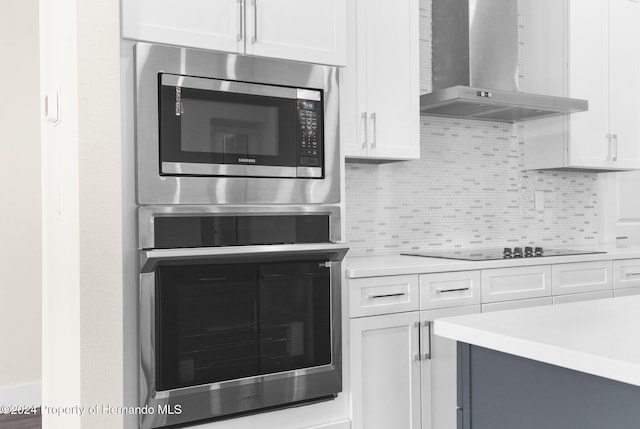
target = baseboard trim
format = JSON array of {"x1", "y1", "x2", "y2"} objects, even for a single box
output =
[{"x1": 0, "y1": 383, "x2": 42, "y2": 406}]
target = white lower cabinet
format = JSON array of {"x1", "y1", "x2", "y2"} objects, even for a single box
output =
[
  {"x1": 349, "y1": 273, "x2": 480, "y2": 429},
  {"x1": 349, "y1": 258, "x2": 626, "y2": 429},
  {"x1": 349, "y1": 274, "x2": 419, "y2": 318},
  {"x1": 350, "y1": 311, "x2": 421, "y2": 429},
  {"x1": 421, "y1": 305, "x2": 481, "y2": 429},
  {"x1": 481, "y1": 265, "x2": 552, "y2": 303},
  {"x1": 552, "y1": 261, "x2": 613, "y2": 295},
  {"x1": 613, "y1": 259, "x2": 640, "y2": 290},
  {"x1": 420, "y1": 271, "x2": 481, "y2": 310}
]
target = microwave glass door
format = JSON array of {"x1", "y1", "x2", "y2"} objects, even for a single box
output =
[
  {"x1": 159, "y1": 74, "x2": 322, "y2": 178},
  {"x1": 155, "y1": 260, "x2": 331, "y2": 391}
]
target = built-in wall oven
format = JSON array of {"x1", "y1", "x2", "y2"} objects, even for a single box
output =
[
  {"x1": 135, "y1": 42, "x2": 340, "y2": 205},
  {"x1": 138, "y1": 206, "x2": 348, "y2": 429}
]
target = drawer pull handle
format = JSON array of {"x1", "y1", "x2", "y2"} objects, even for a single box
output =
[
  {"x1": 626, "y1": 272, "x2": 640, "y2": 276},
  {"x1": 436, "y1": 287, "x2": 470, "y2": 293},
  {"x1": 368, "y1": 292, "x2": 406, "y2": 300}
]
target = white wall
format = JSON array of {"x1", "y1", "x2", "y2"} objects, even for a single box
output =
[
  {"x1": 0, "y1": 0, "x2": 42, "y2": 402},
  {"x1": 40, "y1": 0, "x2": 123, "y2": 426}
]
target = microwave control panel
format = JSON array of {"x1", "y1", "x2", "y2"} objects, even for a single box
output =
[{"x1": 297, "y1": 99, "x2": 323, "y2": 174}]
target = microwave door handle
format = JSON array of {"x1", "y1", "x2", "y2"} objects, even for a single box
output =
[{"x1": 140, "y1": 243, "x2": 350, "y2": 273}]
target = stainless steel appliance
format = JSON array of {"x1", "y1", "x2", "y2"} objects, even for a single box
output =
[
  {"x1": 135, "y1": 42, "x2": 340, "y2": 205},
  {"x1": 403, "y1": 246, "x2": 606, "y2": 261},
  {"x1": 420, "y1": 0, "x2": 588, "y2": 122},
  {"x1": 138, "y1": 205, "x2": 348, "y2": 429}
]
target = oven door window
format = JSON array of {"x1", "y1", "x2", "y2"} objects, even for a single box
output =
[
  {"x1": 155, "y1": 260, "x2": 331, "y2": 391},
  {"x1": 159, "y1": 74, "x2": 298, "y2": 176},
  {"x1": 258, "y1": 261, "x2": 331, "y2": 374}
]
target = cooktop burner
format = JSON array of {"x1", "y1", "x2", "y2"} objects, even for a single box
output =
[{"x1": 402, "y1": 246, "x2": 606, "y2": 261}]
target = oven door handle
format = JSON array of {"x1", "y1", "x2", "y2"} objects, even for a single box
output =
[
  {"x1": 262, "y1": 273, "x2": 330, "y2": 281},
  {"x1": 140, "y1": 243, "x2": 349, "y2": 273}
]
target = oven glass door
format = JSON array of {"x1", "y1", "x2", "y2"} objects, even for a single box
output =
[
  {"x1": 159, "y1": 74, "x2": 320, "y2": 178},
  {"x1": 155, "y1": 259, "x2": 331, "y2": 391}
]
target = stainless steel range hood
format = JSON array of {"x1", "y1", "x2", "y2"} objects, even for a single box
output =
[{"x1": 420, "y1": 0, "x2": 587, "y2": 123}]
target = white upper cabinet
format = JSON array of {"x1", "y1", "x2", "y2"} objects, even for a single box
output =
[
  {"x1": 523, "y1": 0, "x2": 640, "y2": 171},
  {"x1": 122, "y1": 0, "x2": 243, "y2": 53},
  {"x1": 341, "y1": 0, "x2": 420, "y2": 161},
  {"x1": 607, "y1": 0, "x2": 640, "y2": 168},
  {"x1": 122, "y1": 0, "x2": 347, "y2": 66},
  {"x1": 245, "y1": 0, "x2": 346, "y2": 65}
]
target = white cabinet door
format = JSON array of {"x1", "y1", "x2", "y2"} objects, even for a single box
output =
[
  {"x1": 350, "y1": 312, "x2": 421, "y2": 429},
  {"x1": 342, "y1": 0, "x2": 419, "y2": 160},
  {"x1": 523, "y1": 0, "x2": 640, "y2": 171},
  {"x1": 551, "y1": 261, "x2": 613, "y2": 296},
  {"x1": 122, "y1": 0, "x2": 243, "y2": 53},
  {"x1": 422, "y1": 305, "x2": 481, "y2": 429},
  {"x1": 340, "y1": 0, "x2": 368, "y2": 158},
  {"x1": 246, "y1": 0, "x2": 346, "y2": 65},
  {"x1": 362, "y1": 0, "x2": 419, "y2": 160},
  {"x1": 608, "y1": 0, "x2": 640, "y2": 168},
  {"x1": 567, "y1": 0, "x2": 609, "y2": 168}
]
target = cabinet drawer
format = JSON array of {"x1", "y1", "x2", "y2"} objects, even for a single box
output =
[
  {"x1": 481, "y1": 266, "x2": 551, "y2": 303},
  {"x1": 482, "y1": 297, "x2": 553, "y2": 313},
  {"x1": 420, "y1": 271, "x2": 481, "y2": 310},
  {"x1": 349, "y1": 275, "x2": 419, "y2": 318},
  {"x1": 613, "y1": 259, "x2": 640, "y2": 290},
  {"x1": 552, "y1": 290, "x2": 613, "y2": 304},
  {"x1": 552, "y1": 261, "x2": 613, "y2": 295}
]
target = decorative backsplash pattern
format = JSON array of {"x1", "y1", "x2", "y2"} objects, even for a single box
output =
[{"x1": 344, "y1": 0, "x2": 599, "y2": 256}]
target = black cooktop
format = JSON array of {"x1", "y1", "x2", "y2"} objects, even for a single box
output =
[{"x1": 402, "y1": 246, "x2": 606, "y2": 261}]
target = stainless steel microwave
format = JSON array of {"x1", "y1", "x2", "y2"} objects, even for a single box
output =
[{"x1": 134, "y1": 43, "x2": 341, "y2": 205}]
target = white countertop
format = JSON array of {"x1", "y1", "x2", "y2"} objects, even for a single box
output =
[
  {"x1": 434, "y1": 295, "x2": 640, "y2": 386},
  {"x1": 345, "y1": 243, "x2": 640, "y2": 278}
]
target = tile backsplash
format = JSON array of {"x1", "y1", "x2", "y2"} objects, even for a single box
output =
[{"x1": 344, "y1": 0, "x2": 599, "y2": 256}]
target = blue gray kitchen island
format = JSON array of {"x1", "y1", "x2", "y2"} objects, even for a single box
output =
[{"x1": 434, "y1": 296, "x2": 640, "y2": 429}]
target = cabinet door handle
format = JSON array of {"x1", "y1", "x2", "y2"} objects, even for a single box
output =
[
  {"x1": 606, "y1": 133, "x2": 612, "y2": 162},
  {"x1": 361, "y1": 112, "x2": 368, "y2": 149},
  {"x1": 423, "y1": 321, "x2": 432, "y2": 360},
  {"x1": 612, "y1": 133, "x2": 618, "y2": 162},
  {"x1": 237, "y1": 0, "x2": 244, "y2": 42},
  {"x1": 251, "y1": 0, "x2": 258, "y2": 43},
  {"x1": 436, "y1": 287, "x2": 470, "y2": 293},
  {"x1": 368, "y1": 292, "x2": 406, "y2": 300},
  {"x1": 414, "y1": 321, "x2": 421, "y2": 361},
  {"x1": 370, "y1": 112, "x2": 377, "y2": 149},
  {"x1": 625, "y1": 272, "x2": 640, "y2": 277}
]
